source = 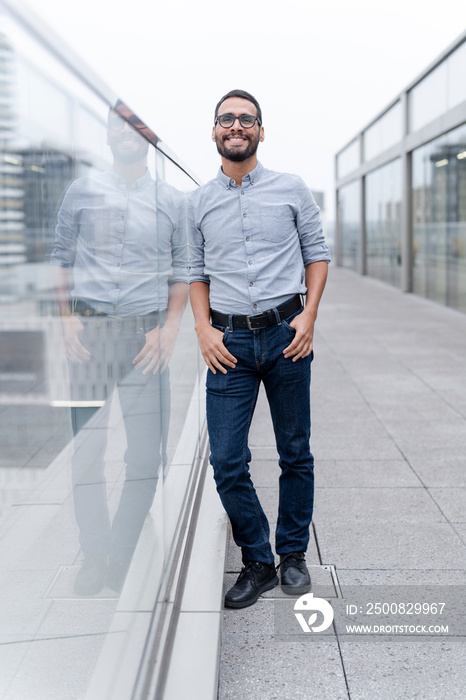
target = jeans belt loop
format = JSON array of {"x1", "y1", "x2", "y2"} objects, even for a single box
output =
[
  {"x1": 227, "y1": 313, "x2": 233, "y2": 332},
  {"x1": 272, "y1": 307, "x2": 281, "y2": 325}
]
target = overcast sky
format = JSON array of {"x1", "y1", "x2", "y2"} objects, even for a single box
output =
[{"x1": 24, "y1": 0, "x2": 466, "y2": 218}]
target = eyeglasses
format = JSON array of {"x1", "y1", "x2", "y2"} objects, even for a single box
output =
[
  {"x1": 108, "y1": 115, "x2": 147, "y2": 131},
  {"x1": 215, "y1": 113, "x2": 261, "y2": 129}
]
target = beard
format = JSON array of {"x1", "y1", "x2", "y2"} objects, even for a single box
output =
[
  {"x1": 109, "y1": 134, "x2": 149, "y2": 165},
  {"x1": 215, "y1": 131, "x2": 260, "y2": 162}
]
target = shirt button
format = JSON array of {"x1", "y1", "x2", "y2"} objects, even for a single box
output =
[
  {"x1": 249, "y1": 282, "x2": 253, "y2": 286},
  {"x1": 120, "y1": 215, "x2": 125, "y2": 220},
  {"x1": 246, "y1": 236, "x2": 250, "y2": 241},
  {"x1": 117, "y1": 262, "x2": 121, "y2": 267},
  {"x1": 116, "y1": 284, "x2": 119, "y2": 288},
  {"x1": 253, "y1": 304, "x2": 257, "y2": 309},
  {"x1": 248, "y1": 260, "x2": 252, "y2": 265},
  {"x1": 119, "y1": 239, "x2": 123, "y2": 244},
  {"x1": 241, "y1": 190, "x2": 244, "y2": 195},
  {"x1": 243, "y1": 213, "x2": 247, "y2": 217}
]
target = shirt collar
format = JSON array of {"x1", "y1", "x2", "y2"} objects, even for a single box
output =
[
  {"x1": 107, "y1": 167, "x2": 152, "y2": 190},
  {"x1": 217, "y1": 161, "x2": 264, "y2": 189}
]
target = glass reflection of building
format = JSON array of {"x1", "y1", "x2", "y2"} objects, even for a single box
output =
[{"x1": 335, "y1": 30, "x2": 466, "y2": 313}]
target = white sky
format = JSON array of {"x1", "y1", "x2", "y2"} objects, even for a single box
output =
[{"x1": 22, "y1": 0, "x2": 466, "y2": 218}]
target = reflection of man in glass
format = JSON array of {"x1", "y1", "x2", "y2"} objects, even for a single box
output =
[{"x1": 51, "y1": 103, "x2": 188, "y2": 595}]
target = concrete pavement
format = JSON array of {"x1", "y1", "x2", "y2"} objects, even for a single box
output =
[{"x1": 218, "y1": 267, "x2": 466, "y2": 700}]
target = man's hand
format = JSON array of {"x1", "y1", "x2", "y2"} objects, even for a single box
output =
[
  {"x1": 62, "y1": 316, "x2": 91, "y2": 363},
  {"x1": 132, "y1": 321, "x2": 179, "y2": 375},
  {"x1": 196, "y1": 323, "x2": 237, "y2": 375},
  {"x1": 283, "y1": 310, "x2": 315, "y2": 362}
]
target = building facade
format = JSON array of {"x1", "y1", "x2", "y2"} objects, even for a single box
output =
[{"x1": 335, "y1": 30, "x2": 466, "y2": 313}]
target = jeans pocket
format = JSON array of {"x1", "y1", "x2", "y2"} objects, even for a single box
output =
[
  {"x1": 282, "y1": 308, "x2": 302, "y2": 333},
  {"x1": 212, "y1": 323, "x2": 229, "y2": 344},
  {"x1": 282, "y1": 318, "x2": 296, "y2": 334}
]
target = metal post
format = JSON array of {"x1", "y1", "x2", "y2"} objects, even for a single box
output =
[{"x1": 401, "y1": 92, "x2": 413, "y2": 292}]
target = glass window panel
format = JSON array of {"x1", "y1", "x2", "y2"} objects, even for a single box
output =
[
  {"x1": 365, "y1": 159, "x2": 402, "y2": 287},
  {"x1": 337, "y1": 179, "x2": 360, "y2": 270},
  {"x1": 447, "y1": 40, "x2": 466, "y2": 111},
  {"x1": 337, "y1": 138, "x2": 360, "y2": 178},
  {"x1": 0, "y1": 8, "x2": 201, "y2": 698},
  {"x1": 409, "y1": 61, "x2": 448, "y2": 132},
  {"x1": 412, "y1": 123, "x2": 466, "y2": 311},
  {"x1": 409, "y1": 40, "x2": 466, "y2": 133},
  {"x1": 364, "y1": 102, "x2": 402, "y2": 161}
]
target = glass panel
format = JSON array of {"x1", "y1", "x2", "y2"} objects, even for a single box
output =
[
  {"x1": 0, "y1": 8, "x2": 200, "y2": 697},
  {"x1": 365, "y1": 159, "x2": 402, "y2": 287},
  {"x1": 447, "y1": 40, "x2": 466, "y2": 111},
  {"x1": 412, "y1": 123, "x2": 466, "y2": 311},
  {"x1": 409, "y1": 40, "x2": 466, "y2": 133},
  {"x1": 337, "y1": 138, "x2": 360, "y2": 178},
  {"x1": 337, "y1": 179, "x2": 360, "y2": 270},
  {"x1": 364, "y1": 102, "x2": 402, "y2": 161},
  {"x1": 409, "y1": 61, "x2": 448, "y2": 132}
]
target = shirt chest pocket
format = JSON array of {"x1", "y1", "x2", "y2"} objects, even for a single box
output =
[
  {"x1": 260, "y1": 206, "x2": 295, "y2": 243},
  {"x1": 79, "y1": 209, "x2": 116, "y2": 247}
]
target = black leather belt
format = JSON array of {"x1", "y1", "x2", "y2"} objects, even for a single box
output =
[
  {"x1": 71, "y1": 299, "x2": 164, "y2": 332},
  {"x1": 210, "y1": 295, "x2": 302, "y2": 331}
]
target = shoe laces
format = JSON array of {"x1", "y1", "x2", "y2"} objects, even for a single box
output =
[
  {"x1": 237, "y1": 561, "x2": 267, "y2": 582},
  {"x1": 276, "y1": 552, "x2": 305, "y2": 571}
]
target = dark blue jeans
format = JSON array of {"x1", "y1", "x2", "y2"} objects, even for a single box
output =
[
  {"x1": 206, "y1": 308, "x2": 314, "y2": 565},
  {"x1": 70, "y1": 316, "x2": 169, "y2": 567}
]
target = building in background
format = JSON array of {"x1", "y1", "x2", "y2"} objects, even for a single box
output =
[{"x1": 335, "y1": 30, "x2": 466, "y2": 313}]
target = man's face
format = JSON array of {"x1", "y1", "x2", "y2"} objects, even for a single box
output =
[
  {"x1": 107, "y1": 112, "x2": 149, "y2": 165},
  {"x1": 212, "y1": 97, "x2": 264, "y2": 163}
]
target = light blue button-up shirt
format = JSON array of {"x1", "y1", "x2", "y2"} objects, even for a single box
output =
[
  {"x1": 51, "y1": 168, "x2": 188, "y2": 316},
  {"x1": 188, "y1": 162, "x2": 330, "y2": 315}
]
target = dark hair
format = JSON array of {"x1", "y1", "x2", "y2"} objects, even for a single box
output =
[{"x1": 214, "y1": 89, "x2": 262, "y2": 125}]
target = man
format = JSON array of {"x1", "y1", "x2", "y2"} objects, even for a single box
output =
[
  {"x1": 51, "y1": 103, "x2": 188, "y2": 595},
  {"x1": 188, "y1": 89, "x2": 330, "y2": 609}
]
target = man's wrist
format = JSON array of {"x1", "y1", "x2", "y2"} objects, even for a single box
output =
[
  {"x1": 301, "y1": 305, "x2": 317, "y2": 323},
  {"x1": 194, "y1": 319, "x2": 212, "y2": 334}
]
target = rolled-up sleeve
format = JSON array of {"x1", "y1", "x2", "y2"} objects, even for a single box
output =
[
  {"x1": 295, "y1": 178, "x2": 331, "y2": 267},
  {"x1": 50, "y1": 182, "x2": 78, "y2": 267},
  {"x1": 187, "y1": 197, "x2": 210, "y2": 284},
  {"x1": 169, "y1": 190, "x2": 189, "y2": 285}
]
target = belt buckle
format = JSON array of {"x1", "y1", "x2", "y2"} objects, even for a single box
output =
[
  {"x1": 246, "y1": 315, "x2": 255, "y2": 331},
  {"x1": 246, "y1": 313, "x2": 264, "y2": 331}
]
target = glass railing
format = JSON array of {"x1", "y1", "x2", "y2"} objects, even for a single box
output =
[{"x1": 0, "y1": 2, "x2": 205, "y2": 697}]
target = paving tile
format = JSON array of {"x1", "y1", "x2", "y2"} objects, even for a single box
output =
[
  {"x1": 315, "y1": 460, "x2": 422, "y2": 488},
  {"x1": 219, "y1": 634, "x2": 347, "y2": 700},
  {"x1": 337, "y1": 569, "x2": 466, "y2": 586},
  {"x1": 313, "y1": 487, "x2": 445, "y2": 523},
  {"x1": 340, "y1": 642, "x2": 466, "y2": 700},
  {"x1": 315, "y1": 522, "x2": 466, "y2": 569},
  {"x1": 249, "y1": 459, "x2": 282, "y2": 487},
  {"x1": 427, "y1": 488, "x2": 466, "y2": 523},
  {"x1": 408, "y1": 459, "x2": 466, "y2": 487},
  {"x1": 311, "y1": 435, "x2": 403, "y2": 461},
  {"x1": 0, "y1": 634, "x2": 106, "y2": 700}
]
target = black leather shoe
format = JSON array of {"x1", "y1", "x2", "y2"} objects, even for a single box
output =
[
  {"x1": 107, "y1": 561, "x2": 129, "y2": 594},
  {"x1": 279, "y1": 552, "x2": 311, "y2": 595},
  {"x1": 74, "y1": 553, "x2": 107, "y2": 595},
  {"x1": 225, "y1": 561, "x2": 278, "y2": 609}
]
